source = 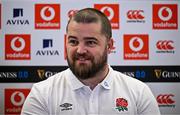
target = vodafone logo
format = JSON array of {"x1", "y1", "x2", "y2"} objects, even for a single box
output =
[
  {"x1": 40, "y1": 6, "x2": 55, "y2": 21},
  {"x1": 158, "y1": 7, "x2": 172, "y2": 21},
  {"x1": 129, "y1": 37, "x2": 144, "y2": 52},
  {"x1": 94, "y1": 4, "x2": 119, "y2": 29},
  {"x1": 5, "y1": 89, "x2": 30, "y2": 114},
  {"x1": 11, "y1": 91, "x2": 25, "y2": 106},
  {"x1": 124, "y1": 34, "x2": 149, "y2": 60},
  {"x1": 153, "y1": 4, "x2": 178, "y2": 29},
  {"x1": 11, "y1": 37, "x2": 25, "y2": 52},
  {"x1": 35, "y1": 4, "x2": 60, "y2": 29},
  {"x1": 5, "y1": 34, "x2": 31, "y2": 60},
  {"x1": 100, "y1": 6, "x2": 114, "y2": 20}
]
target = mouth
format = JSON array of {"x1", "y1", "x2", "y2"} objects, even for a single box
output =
[
  {"x1": 73, "y1": 53, "x2": 92, "y2": 64},
  {"x1": 75, "y1": 56, "x2": 91, "y2": 64},
  {"x1": 76, "y1": 58, "x2": 89, "y2": 63}
]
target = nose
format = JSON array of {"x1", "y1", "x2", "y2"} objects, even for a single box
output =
[{"x1": 76, "y1": 43, "x2": 87, "y2": 54}]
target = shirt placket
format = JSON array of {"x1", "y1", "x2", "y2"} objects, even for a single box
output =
[{"x1": 88, "y1": 85, "x2": 100, "y2": 115}]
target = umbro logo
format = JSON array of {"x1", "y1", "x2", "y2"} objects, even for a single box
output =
[{"x1": 59, "y1": 103, "x2": 73, "y2": 111}]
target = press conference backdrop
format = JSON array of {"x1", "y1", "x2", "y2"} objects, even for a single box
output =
[{"x1": 0, "y1": 0, "x2": 180, "y2": 114}]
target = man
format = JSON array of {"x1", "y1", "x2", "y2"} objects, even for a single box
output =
[{"x1": 21, "y1": 8, "x2": 160, "y2": 115}]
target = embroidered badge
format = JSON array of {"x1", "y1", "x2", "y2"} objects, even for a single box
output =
[
  {"x1": 115, "y1": 98, "x2": 128, "y2": 112},
  {"x1": 59, "y1": 103, "x2": 73, "y2": 111}
]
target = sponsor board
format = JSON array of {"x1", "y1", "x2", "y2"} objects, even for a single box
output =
[
  {"x1": 1, "y1": 66, "x2": 179, "y2": 82},
  {"x1": 6, "y1": 8, "x2": 30, "y2": 26},
  {"x1": 124, "y1": 34, "x2": 149, "y2": 60},
  {"x1": 4, "y1": 89, "x2": 30, "y2": 115},
  {"x1": 153, "y1": 4, "x2": 178, "y2": 29},
  {"x1": 156, "y1": 40, "x2": 175, "y2": 53},
  {"x1": 157, "y1": 94, "x2": 175, "y2": 107},
  {"x1": 5, "y1": 34, "x2": 31, "y2": 60},
  {"x1": 127, "y1": 9, "x2": 145, "y2": 23},
  {"x1": 94, "y1": 4, "x2": 119, "y2": 29},
  {"x1": 0, "y1": 66, "x2": 67, "y2": 82},
  {"x1": 35, "y1": 4, "x2": 60, "y2": 29},
  {"x1": 35, "y1": 39, "x2": 60, "y2": 56}
]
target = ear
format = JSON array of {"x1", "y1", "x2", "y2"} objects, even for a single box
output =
[
  {"x1": 107, "y1": 38, "x2": 114, "y2": 54},
  {"x1": 64, "y1": 34, "x2": 67, "y2": 60}
]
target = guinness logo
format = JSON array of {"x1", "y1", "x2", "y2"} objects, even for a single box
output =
[
  {"x1": 154, "y1": 69, "x2": 162, "y2": 79},
  {"x1": 37, "y1": 69, "x2": 45, "y2": 79}
]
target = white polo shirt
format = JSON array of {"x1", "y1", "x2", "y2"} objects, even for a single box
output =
[{"x1": 21, "y1": 66, "x2": 160, "y2": 115}]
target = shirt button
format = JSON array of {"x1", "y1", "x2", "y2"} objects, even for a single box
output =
[{"x1": 104, "y1": 81, "x2": 109, "y2": 87}]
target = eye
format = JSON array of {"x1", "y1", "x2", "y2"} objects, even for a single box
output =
[
  {"x1": 68, "y1": 38, "x2": 78, "y2": 46},
  {"x1": 86, "y1": 40, "x2": 97, "y2": 47}
]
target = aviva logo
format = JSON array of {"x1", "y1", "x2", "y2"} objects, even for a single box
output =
[{"x1": 36, "y1": 39, "x2": 60, "y2": 56}]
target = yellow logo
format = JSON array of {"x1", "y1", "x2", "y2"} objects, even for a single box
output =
[
  {"x1": 37, "y1": 69, "x2": 45, "y2": 79},
  {"x1": 154, "y1": 69, "x2": 162, "y2": 79}
]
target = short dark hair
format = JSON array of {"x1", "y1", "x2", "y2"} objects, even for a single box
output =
[{"x1": 66, "y1": 8, "x2": 112, "y2": 40}]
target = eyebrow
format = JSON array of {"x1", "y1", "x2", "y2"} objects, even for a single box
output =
[
  {"x1": 68, "y1": 36, "x2": 98, "y2": 41},
  {"x1": 84, "y1": 37, "x2": 98, "y2": 41},
  {"x1": 68, "y1": 35, "x2": 77, "y2": 39}
]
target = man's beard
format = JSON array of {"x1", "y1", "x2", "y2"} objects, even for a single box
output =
[{"x1": 67, "y1": 49, "x2": 107, "y2": 80}]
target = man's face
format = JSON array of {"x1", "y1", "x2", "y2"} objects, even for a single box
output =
[{"x1": 66, "y1": 20, "x2": 109, "y2": 80}]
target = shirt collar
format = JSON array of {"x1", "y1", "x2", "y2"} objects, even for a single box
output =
[
  {"x1": 66, "y1": 65, "x2": 113, "y2": 91},
  {"x1": 99, "y1": 65, "x2": 113, "y2": 90},
  {"x1": 66, "y1": 68, "x2": 85, "y2": 91}
]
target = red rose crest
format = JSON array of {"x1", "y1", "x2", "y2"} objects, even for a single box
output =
[{"x1": 115, "y1": 98, "x2": 128, "y2": 112}]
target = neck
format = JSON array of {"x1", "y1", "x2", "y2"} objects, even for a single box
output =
[{"x1": 80, "y1": 64, "x2": 109, "y2": 90}]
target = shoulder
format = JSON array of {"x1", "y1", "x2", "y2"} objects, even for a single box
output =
[
  {"x1": 32, "y1": 69, "x2": 69, "y2": 94},
  {"x1": 111, "y1": 69, "x2": 157, "y2": 105},
  {"x1": 112, "y1": 69, "x2": 149, "y2": 92},
  {"x1": 111, "y1": 70, "x2": 160, "y2": 114}
]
